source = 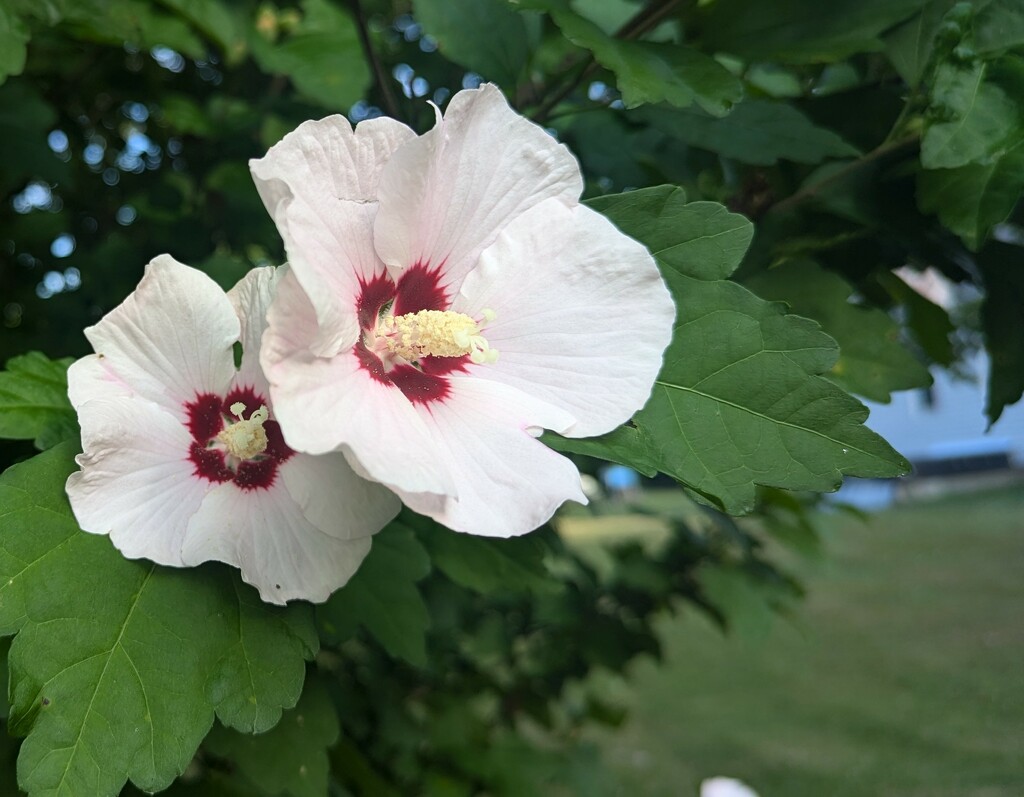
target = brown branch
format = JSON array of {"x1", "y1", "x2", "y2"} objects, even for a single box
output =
[{"x1": 347, "y1": 0, "x2": 401, "y2": 120}]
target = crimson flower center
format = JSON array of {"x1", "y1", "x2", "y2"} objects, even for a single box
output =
[
  {"x1": 351, "y1": 262, "x2": 499, "y2": 406},
  {"x1": 185, "y1": 388, "x2": 294, "y2": 491}
]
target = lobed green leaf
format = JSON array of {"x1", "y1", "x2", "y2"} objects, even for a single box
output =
[
  {"x1": 204, "y1": 675, "x2": 339, "y2": 797},
  {"x1": 584, "y1": 187, "x2": 909, "y2": 514},
  {"x1": 745, "y1": 260, "x2": 933, "y2": 403},
  {"x1": 0, "y1": 444, "x2": 317, "y2": 797}
]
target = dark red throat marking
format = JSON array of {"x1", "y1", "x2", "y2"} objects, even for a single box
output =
[
  {"x1": 185, "y1": 387, "x2": 294, "y2": 491},
  {"x1": 353, "y1": 262, "x2": 461, "y2": 405}
]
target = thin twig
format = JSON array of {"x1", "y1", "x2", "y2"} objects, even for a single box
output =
[
  {"x1": 348, "y1": 0, "x2": 401, "y2": 120},
  {"x1": 766, "y1": 136, "x2": 920, "y2": 217}
]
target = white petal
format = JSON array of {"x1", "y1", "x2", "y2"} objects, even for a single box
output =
[
  {"x1": 260, "y1": 267, "x2": 456, "y2": 496},
  {"x1": 396, "y1": 378, "x2": 588, "y2": 537},
  {"x1": 280, "y1": 452, "x2": 400, "y2": 541},
  {"x1": 374, "y1": 84, "x2": 584, "y2": 297},
  {"x1": 227, "y1": 265, "x2": 278, "y2": 396},
  {"x1": 250, "y1": 115, "x2": 415, "y2": 218},
  {"x1": 77, "y1": 255, "x2": 238, "y2": 419},
  {"x1": 454, "y1": 199, "x2": 675, "y2": 438},
  {"x1": 181, "y1": 481, "x2": 374, "y2": 605},
  {"x1": 251, "y1": 116, "x2": 415, "y2": 356},
  {"x1": 66, "y1": 397, "x2": 210, "y2": 566},
  {"x1": 67, "y1": 354, "x2": 131, "y2": 408}
]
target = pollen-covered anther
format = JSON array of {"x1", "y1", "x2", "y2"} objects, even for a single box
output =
[
  {"x1": 217, "y1": 402, "x2": 269, "y2": 460},
  {"x1": 382, "y1": 309, "x2": 498, "y2": 364}
]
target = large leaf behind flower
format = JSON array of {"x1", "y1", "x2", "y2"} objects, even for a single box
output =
[
  {"x1": 0, "y1": 443, "x2": 317, "y2": 797},
  {"x1": 552, "y1": 186, "x2": 908, "y2": 514}
]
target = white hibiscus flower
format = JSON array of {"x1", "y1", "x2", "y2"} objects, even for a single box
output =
[
  {"x1": 65, "y1": 256, "x2": 399, "y2": 603},
  {"x1": 252, "y1": 84, "x2": 675, "y2": 537}
]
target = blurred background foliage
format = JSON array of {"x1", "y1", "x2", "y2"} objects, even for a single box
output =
[{"x1": 0, "y1": 0, "x2": 1022, "y2": 794}]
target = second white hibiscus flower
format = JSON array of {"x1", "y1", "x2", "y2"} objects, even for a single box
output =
[{"x1": 251, "y1": 84, "x2": 675, "y2": 537}]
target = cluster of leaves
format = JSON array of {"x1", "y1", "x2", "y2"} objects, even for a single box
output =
[
  {"x1": 0, "y1": 370, "x2": 805, "y2": 796},
  {"x1": 0, "y1": 0, "x2": 1021, "y2": 795}
]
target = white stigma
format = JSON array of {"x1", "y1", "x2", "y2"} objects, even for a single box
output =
[
  {"x1": 379, "y1": 309, "x2": 498, "y2": 365},
  {"x1": 217, "y1": 402, "x2": 269, "y2": 460}
]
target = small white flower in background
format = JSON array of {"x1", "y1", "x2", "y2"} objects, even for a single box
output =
[
  {"x1": 65, "y1": 256, "x2": 399, "y2": 604},
  {"x1": 700, "y1": 776, "x2": 761, "y2": 797},
  {"x1": 251, "y1": 84, "x2": 675, "y2": 537}
]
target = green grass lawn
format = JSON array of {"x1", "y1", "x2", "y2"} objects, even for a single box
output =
[{"x1": 588, "y1": 487, "x2": 1024, "y2": 797}]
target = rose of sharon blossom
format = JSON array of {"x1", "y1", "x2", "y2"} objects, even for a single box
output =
[
  {"x1": 252, "y1": 84, "x2": 675, "y2": 537},
  {"x1": 65, "y1": 256, "x2": 399, "y2": 603}
]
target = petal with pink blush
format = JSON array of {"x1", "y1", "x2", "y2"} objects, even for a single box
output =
[
  {"x1": 454, "y1": 199, "x2": 675, "y2": 438},
  {"x1": 66, "y1": 397, "x2": 211, "y2": 566},
  {"x1": 181, "y1": 480, "x2": 373, "y2": 605},
  {"x1": 374, "y1": 84, "x2": 584, "y2": 296},
  {"x1": 67, "y1": 354, "x2": 132, "y2": 409},
  {"x1": 79, "y1": 255, "x2": 238, "y2": 419},
  {"x1": 396, "y1": 378, "x2": 588, "y2": 537},
  {"x1": 261, "y1": 267, "x2": 456, "y2": 497},
  {"x1": 251, "y1": 117, "x2": 415, "y2": 357}
]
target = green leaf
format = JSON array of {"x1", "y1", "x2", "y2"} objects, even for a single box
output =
[
  {"x1": 745, "y1": 260, "x2": 933, "y2": 403},
  {"x1": 419, "y1": 526, "x2": 559, "y2": 596},
  {"x1": 699, "y1": 0, "x2": 926, "y2": 63},
  {"x1": 414, "y1": 0, "x2": 533, "y2": 87},
  {"x1": 543, "y1": 424, "x2": 659, "y2": 477},
  {"x1": 588, "y1": 188, "x2": 753, "y2": 280},
  {"x1": 917, "y1": 138, "x2": 1024, "y2": 249},
  {"x1": 588, "y1": 187, "x2": 909, "y2": 514},
  {"x1": 62, "y1": 0, "x2": 206, "y2": 58},
  {"x1": 317, "y1": 523, "x2": 431, "y2": 666},
  {"x1": 921, "y1": 60, "x2": 1019, "y2": 169},
  {"x1": 158, "y1": 0, "x2": 248, "y2": 62},
  {"x1": 0, "y1": 444, "x2": 317, "y2": 797},
  {"x1": 250, "y1": 0, "x2": 369, "y2": 111},
  {"x1": 642, "y1": 272, "x2": 909, "y2": 513},
  {"x1": 547, "y1": 7, "x2": 742, "y2": 114},
  {"x1": 204, "y1": 675, "x2": 339, "y2": 797},
  {"x1": 979, "y1": 242, "x2": 1024, "y2": 425},
  {"x1": 0, "y1": 352, "x2": 78, "y2": 450},
  {"x1": 207, "y1": 577, "x2": 318, "y2": 735},
  {"x1": 644, "y1": 101, "x2": 859, "y2": 165},
  {"x1": 975, "y1": 0, "x2": 1024, "y2": 55},
  {"x1": 0, "y1": 5, "x2": 29, "y2": 85},
  {"x1": 878, "y1": 271, "x2": 956, "y2": 367},
  {"x1": 883, "y1": 0, "x2": 959, "y2": 86}
]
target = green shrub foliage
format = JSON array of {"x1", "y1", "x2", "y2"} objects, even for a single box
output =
[{"x1": 0, "y1": 0, "x2": 1021, "y2": 794}]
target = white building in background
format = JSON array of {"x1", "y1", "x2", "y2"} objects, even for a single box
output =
[
  {"x1": 866, "y1": 351, "x2": 1024, "y2": 468},
  {"x1": 837, "y1": 350, "x2": 1024, "y2": 508}
]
